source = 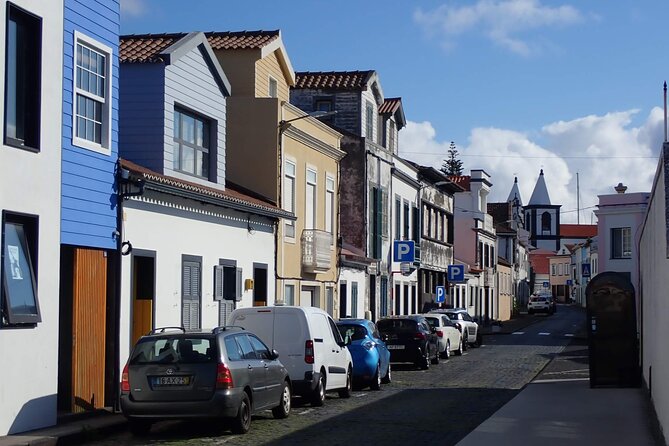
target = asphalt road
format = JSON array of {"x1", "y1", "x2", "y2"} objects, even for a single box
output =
[{"x1": 75, "y1": 305, "x2": 587, "y2": 446}]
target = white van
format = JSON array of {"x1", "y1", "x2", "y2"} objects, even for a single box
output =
[{"x1": 228, "y1": 306, "x2": 353, "y2": 406}]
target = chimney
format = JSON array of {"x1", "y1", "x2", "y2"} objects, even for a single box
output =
[{"x1": 614, "y1": 182, "x2": 627, "y2": 194}]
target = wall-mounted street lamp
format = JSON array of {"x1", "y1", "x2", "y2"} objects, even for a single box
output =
[{"x1": 279, "y1": 110, "x2": 338, "y2": 133}]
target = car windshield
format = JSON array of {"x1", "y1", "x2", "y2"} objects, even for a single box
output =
[
  {"x1": 423, "y1": 317, "x2": 439, "y2": 328},
  {"x1": 337, "y1": 324, "x2": 367, "y2": 343},
  {"x1": 377, "y1": 319, "x2": 418, "y2": 333},
  {"x1": 129, "y1": 337, "x2": 216, "y2": 365}
]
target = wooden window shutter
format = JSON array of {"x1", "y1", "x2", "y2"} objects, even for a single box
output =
[
  {"x1": 235, "y1": 268, "x2": 243, "y2": 302},
  {"x1": 214, "y1": 266, "x2": 224, "y2": 301}
]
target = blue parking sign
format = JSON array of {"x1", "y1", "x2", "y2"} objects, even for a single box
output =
[
  {"x1": 447, "y1": 265, "x2": 465, "y2": 283},
  {"x1": 436, "y1": 286, "x2": 446, "y2": 303},
  {"x1": 393, "y1": 240, "x2": 415, "y2": 262}
]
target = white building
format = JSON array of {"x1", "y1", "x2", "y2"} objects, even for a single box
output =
[
  {"x1": 639, "y1": 143, "x2": 669, "y2": 444},
  {"x1": 0, "y1": 0, "x2": 64, "y2": 434}
]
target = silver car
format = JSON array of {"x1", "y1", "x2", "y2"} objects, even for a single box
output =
[
  {"x1": 421, "y1": 314, "x2": 464, "y2": 358},
  {"x1": 120, "y1": 326, "x2": 291, "y2": 435}
]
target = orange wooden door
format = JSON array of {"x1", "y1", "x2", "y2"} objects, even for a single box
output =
[
  {"x1": 131, "y1": 256, "x2": 154, "y2": 345},
  {"x1": 71, "y1": 248, "x2": 107, "y2": 412}
]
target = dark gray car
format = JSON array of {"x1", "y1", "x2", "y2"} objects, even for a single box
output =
[{"x1": 120, "y1": 326, "x2": 291, "y2": 435}]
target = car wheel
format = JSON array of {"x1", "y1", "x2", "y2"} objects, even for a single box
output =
[
  {"x1": 381, "y1": 363, "x2": 392, "y2": 384},
  {"x1": 338, "y1": 367, "x2": 353, "y2": 398},
  {"x1": 462, "y1": 333, "x2": 469, "y2": 351},
  {"x1": 271, "y1": 380, "x2": 291, "y2": 419},
  {"x1": 442, "y1": 340, "x2": 451, "y2": 359},
  {"x1": 231, "y1": 392, "x2": 252, "y2": 435},
  {"x1": 431, "y1": 345, "x2": 440, "y2": 365},
  {"x1": 455, "y1": 337, "x2": 464, "y2": 356},
  {"x1": 128, "y1": 420, "x2": 152, "y2": 436},
  {"x1": 311, "y1": 374, "x2": 326, "y2": 407},
  {"x1": 473, "y1": 332, "x2": 483, "y2": 348},
  {"x1": 417, "y1": 349, "x2": 430, "y2": 370},
  {"x1": 370, "y1": 363, "x2": 382, "y2": 391}
]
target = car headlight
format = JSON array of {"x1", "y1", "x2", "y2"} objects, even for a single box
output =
[{"x1": 362, "y1": 341, "x2": 376, "y2": 351}]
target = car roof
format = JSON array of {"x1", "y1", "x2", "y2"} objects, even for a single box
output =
[
  {"x1": 378, "y1": 315, "x2": 426, "y2": 321},
  {"x1": 139, "y1": 326, "x2": 245, "y2": 340}
]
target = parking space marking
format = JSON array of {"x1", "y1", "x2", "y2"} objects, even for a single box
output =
[
  {"x1": 354, "y1": 393, "x2": 367, "y2": 398},
  {"x1": 564, "y1": 333, "x2": 574, "y2": 337},
  {"x1": 512, "y1": 332, "x2": 525, "y2": 335},
  {"x1": 538, "y1": 332, "x2": 550, "y2": 336},
  {"x1": 298, "y1": 409, "x2": 315, "y2": 416}
]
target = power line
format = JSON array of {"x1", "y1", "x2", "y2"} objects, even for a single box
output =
[{"x1": 400, "y1": 152, "x2": 657, "y2": 160}]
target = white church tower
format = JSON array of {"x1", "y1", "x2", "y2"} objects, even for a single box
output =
[{"x1": 523, "y1": 169, "x2": 561, "y2": 251}]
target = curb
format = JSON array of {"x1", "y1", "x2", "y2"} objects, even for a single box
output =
[{"x1": 0, "y1": 414, "x2": 127, "y2": 446}]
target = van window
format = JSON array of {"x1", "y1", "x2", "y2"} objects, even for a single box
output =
[{"x1": 328, "y1": 317, "x2": 344, "y2": 344}]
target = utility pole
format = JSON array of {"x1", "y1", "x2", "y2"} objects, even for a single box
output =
[{"x1": 576, "y1": 172, "x2": 580, "y2": 224}]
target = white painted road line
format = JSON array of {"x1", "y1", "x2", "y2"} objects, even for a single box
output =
[
  {"x1": 564, "y1": 333, "x2": 574, "y2": 337},
  {"x1": 538, "y1": 332, "x2": 550, "y2": 336},
  {"x1": 298, "y1": 409, "x2": 315, "y2": 416},
  {"x1": 532, "y1": 378, "x2": 590, "y2": 384},
  {"x1": 512, "y1": 332, "x2": 525, "y2": 335}
]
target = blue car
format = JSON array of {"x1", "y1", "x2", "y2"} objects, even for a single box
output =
[{"x1": 337, "y1": 319, "x2": 391, "y2": 390}]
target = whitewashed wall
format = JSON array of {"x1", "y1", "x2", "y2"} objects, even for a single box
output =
[
  {"x1": 640, "y1": 152, "x2": 669, "y2": 443},
  {"x1": 0, "y1": 0, "x2": 63, "y2": 435},
  {"x1": 339, "y1": 268, "x2": 367, "y2": 320},
  {"x1": 119, "y1": 193, "x2": 276, "y2": 370}
]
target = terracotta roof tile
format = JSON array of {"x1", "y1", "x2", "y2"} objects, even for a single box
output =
[
  {"x1": 560, "y1": 224, "x2": 597, "y2": 238},
  {"x1": 378, "y1": 97, "x2": 401, "y2": 114},
  {"x1": 294, "y1": 70, "x2": 375, "y2": 90},
  {"x1": 447, "y1": 175, "x2": 471, "y2": 191},
  {"x1": 120, "y1": 30, "x2": 280, "y2": 63}
]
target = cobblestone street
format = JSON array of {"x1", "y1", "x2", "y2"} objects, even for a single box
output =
[{"x1": 74, "y1": 306, "x2": 585, "y2": 446}]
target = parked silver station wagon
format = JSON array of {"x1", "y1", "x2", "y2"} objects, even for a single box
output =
[{"x1": 120, "y1": 326, "x2": 291, "y2": 435}]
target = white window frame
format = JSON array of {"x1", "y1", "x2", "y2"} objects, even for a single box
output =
[
  {"x1": 268, "y1": 76, "x2": 278, "y2": 98},
  {"x1": 72, "y1": 31, "x2": 112, "y2": 155},
  {"x1": 284, "y1": 159, "x2": 296, "y2": 239},
  {"x1": 305, "y1": 167, "x2": 318, "y2": 230},
  {"x1": 325, "y1": 175, "x2": 335, "y2": 245},
  {"x1": 284, "y1": 283, "x2": 295, "y2": 306}
]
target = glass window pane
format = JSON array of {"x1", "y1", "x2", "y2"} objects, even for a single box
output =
[
  {"x1": 76, "y1": 117, "x2": 86, "y2": 139},
  {"x1": 182, "y1": 146, "x2": 195, "y2": 173},
  {"x1": 98, "y1": 53, "x2": 106, "y2": 75},
  {"x1": 3, "y1": 222, "x2": 38, "y2": 317},
  {"x1": 94, "y1": 100, "x2": 102, "y2": 122},
  {"x1": 86, "y1": 120, "x2": 94, "y2": 141},
  {"x1": 182, "y1": 114, "x2": 194, "y2": 143},
  {"x1": 195, "y1": 120, "x2": 203, "y2": 146},
  {"x1": 94, "y1": 122, "x2": 102, "y2": 144},
  {"x1": 201, "y1": 150, "x2": 209, "y2": 178},
  {"x1": 82, "y1": 69, "x2": 89, "y2": 91},
  {"x1": 174, "y1": 111, "x2": 181, "y2": 138}
]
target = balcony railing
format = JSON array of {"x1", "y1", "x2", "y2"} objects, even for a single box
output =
[{"x1": 301, "y1": 229, "x2": 332, "y2": 273}]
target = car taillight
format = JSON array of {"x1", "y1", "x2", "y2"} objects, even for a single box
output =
[
  {"x1": 305, "y1": 340, "x2": 314, "y2": 364},
  {"x1": 362, "y1": 340, "x2": 376, "y2": 350},
  {"x1": 216, "y1": 363, "x2": 234, "y2": 389},
  {"x1": 413, "y1": 332, "x2": 426, "y2": 340},
  {"x1": 436, "y1": 330, "x2": 443, "y2": 338},
  {"x1": 121, "y1": 363, "x2": 130, "y2": 392}
]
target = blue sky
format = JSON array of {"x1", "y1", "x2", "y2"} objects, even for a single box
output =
[{"x1": 121, "y1": 0, "x2": 669, "y2": 223}]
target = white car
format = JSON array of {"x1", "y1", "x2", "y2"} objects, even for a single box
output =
[
  {"x1": 528, "y1": 295, "x2": 554, "y2": 314},
  {"x1": 421, "y1": 314, "x2": 463, "y2": 358},
  {"x1": 228, "y1": 306, "x2": 353, "y2": 406},
  {"x1": 430, "y1": 308, "x2": 482, "y2": 348}
]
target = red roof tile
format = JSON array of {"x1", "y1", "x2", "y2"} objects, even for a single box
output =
[
  {"x1": 447, "y1": 175, "x2": 471, "y2": 191},
  {"x1": 378, "y1": 97, "x2": 401, "y2": 114},
  {"x1": 120, "y1": 30, "x2": 280, "y2": 63},
  {"x1": 560, "y1": 224, "x2": 597, "y2": 238},
  {"x1": 294, "y1": 70, "x2": 375, "y2": 90}
]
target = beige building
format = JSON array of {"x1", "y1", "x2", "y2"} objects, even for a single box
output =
[
  {"x1": 548, "y1": 246, "x2": 572, "y2": 302},
  {"x1": 209, "y1": 31, "x2": 345, "y2": 313},
  {"x1": 496, "y1": 258, "x2": 513, "y2": 321}
]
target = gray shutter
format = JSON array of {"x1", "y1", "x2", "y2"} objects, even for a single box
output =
[
  {"x1": 182, "y1": 301, "x2": 191, "y2": 331},
  {"x1": 219, "y1": 300, "x2": 234, "y2": 327},
  {"x1": 235, "y1": 268, "x2": 243, "y2": 302},
  {"x1": 214, "y1": 266, "x2": 224, "y2": 301},
  {"x1": 182, "y1": 261, "x2": 201, "y2": 330}
]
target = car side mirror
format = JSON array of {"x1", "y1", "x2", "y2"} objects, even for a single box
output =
[{"x1": 270, "y1": 349, "x2": 280, "y2": 360}]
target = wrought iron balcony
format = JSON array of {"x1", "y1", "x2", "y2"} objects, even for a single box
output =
[{"x1": 301, "y1": 229, "x2": 332, "y2": 273}]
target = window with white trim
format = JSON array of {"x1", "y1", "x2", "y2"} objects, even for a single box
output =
[
  {"x1": 611, "y1": 227, "x2": 631, "y2": 259},
  {"x1": 174, "y1": 108, "x2": 211, "y2": 178},
  {"x1": 326, "y1": 176, "x2": 335, "y2": 244},
  {"x1": 284, "y1": 284, "x2": 295, "y2": 306},
  {"x1": 73, "y1": 32, "x2": 112, "y2": 153},
  {"x1": 306, "y1": 168, "x2": 317, "y2": 230},
  {"x1": 284, "y1": 160, "x2": 296, "y2": 238},
  {"x1": 268, "y1": 77, "x2": 278, "y2": 98}
]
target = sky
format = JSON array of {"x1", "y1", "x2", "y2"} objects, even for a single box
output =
[{"x1": 120, "y1": 0, "x2": 669, "y2": 224}]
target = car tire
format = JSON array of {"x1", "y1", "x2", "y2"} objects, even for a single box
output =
[
  {"x1": 417, "y1": 349, "x2": 430, "y2": 370},
  {"x1": 462, "y1": 332, "x2": 469, "y2": 351},
  {"x1": 272, "y1": 380, "x2": 291, "y2": 419},
  {"x1": 442, "y1": 340, "x2": 451, "y2": 359},
  {"x1": 381, "y1": 363, "x2": 392, "y2": 384},
  {"x1": 473, "y1": 332, "x2": 483, "y2": 348},
  {"x1": 338, "y1": 367, "x2": 353, "y2": 398},
  {"x1": 370, "y1": 364, "x2": 382, "y2": 391},
  {"x1": 311, "y1": 374, "x2": 326, "y2": 407},
  {"x1": 231, "y1": 392, "x2": 252, "y2": 435},
  {"x1": 431, "y1": 346, "x2": 440, "y2": 365},
  {"x1": 455, "y1": 337, "x2": 464, "y2": 356},
  {"x1": 128, "y1": 420, "x2": 152, "y2": 436}
]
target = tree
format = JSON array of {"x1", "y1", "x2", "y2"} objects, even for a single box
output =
[{"x1": 440, "y1": 142, "x2": 464, "y2": 176}]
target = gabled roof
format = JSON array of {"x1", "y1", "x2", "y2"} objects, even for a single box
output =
[
  {"x1": 378, "y1": 97, "x2": 406, "y2": 129},
  {"x1": 120, "y1": 32, "x2": 232, "y2": 95},
  {"x1": 447, "y1": 175, "x2": 471, "y2": 191},
  {"x1": 528, "y1": 169, "x2": 551, "y2": 205},
  {"x1": 560, "y1": 224, "x2": 597, "y2": 238},
  {"x1": 294, "y1": 70, "x2": 376, "y2": 90},
  {"x1": 120, "y1": 159, "x2": 294, "y2": 221}
]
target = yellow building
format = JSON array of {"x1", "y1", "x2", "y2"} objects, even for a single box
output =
[{"x1": 208, "y1": 31, "x2": 345, "y2": 313}]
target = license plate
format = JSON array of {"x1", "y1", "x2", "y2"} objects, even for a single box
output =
[
  {"x1": 387, "y1": 345, "x2": 404, "y2": 350},
  {"x1": 153, "y1": 376, "x2": 190, "y2": 386}
]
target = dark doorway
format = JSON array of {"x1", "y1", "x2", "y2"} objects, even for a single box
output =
[
  {"x1": 253, "y1": 264, "x2": 268, "y2": 306},
  {"x1": 339, "y1": 282, "x2": 348, "y2": 318}
]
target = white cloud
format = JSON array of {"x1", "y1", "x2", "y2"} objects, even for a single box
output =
[
  {"x1": 398, "y1": 108, "x2": 663, "y2": 224},
  {"x1": 121, "y1": 0, "x2": 147, "y2": 18},
  {"x1": 414, "y1": 0, "x2": 584, "y2": 56}
]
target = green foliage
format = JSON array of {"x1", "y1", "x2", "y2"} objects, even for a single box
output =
[{"x1": 440, "y1": 141, "x2": 464, "y2": 176}]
